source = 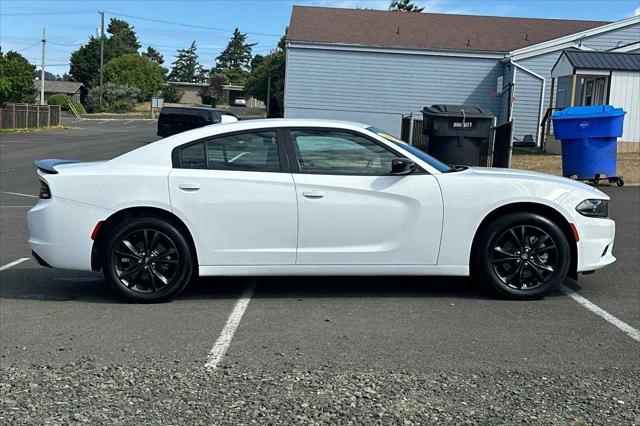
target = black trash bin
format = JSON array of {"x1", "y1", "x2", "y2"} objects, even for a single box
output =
[{"x1": 422, "y1": 105, "x2": 495, "y2": 166}]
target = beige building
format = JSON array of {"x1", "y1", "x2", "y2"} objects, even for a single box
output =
[{"x1": 166, "y1": 82, "x2": 264, "y2": 107}]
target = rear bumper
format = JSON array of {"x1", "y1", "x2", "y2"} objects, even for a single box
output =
[
  {"x1": 575, "y1": 216, "x2": 616, "y2": 272},
  {"x1": 27, "y1": 197, "x2": 111, "y2": 271}
]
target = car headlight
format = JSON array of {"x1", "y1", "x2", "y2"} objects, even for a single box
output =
[{"x1": 576, "y1": 199, "x2": 608, "y2": 218}]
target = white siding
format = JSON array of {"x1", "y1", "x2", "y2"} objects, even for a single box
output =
[
  {"x1": 285, "y1": 47, "x2": 503, "y2": 136},
  {"x1": 609, "y1": 71, "x2": 640, "y2": 142},
  {"x1": 512, "y1": 22, "x2": 640, "y2": 145}
]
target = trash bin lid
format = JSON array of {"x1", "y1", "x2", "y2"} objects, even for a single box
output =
[
  {"x1": 552, "y1": 105, "x2": 625, "y2": 119},
  {"x1": 422, "y1": 104, "x2": 493, "y2": 118}
]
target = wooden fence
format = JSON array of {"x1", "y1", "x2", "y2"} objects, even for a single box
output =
[{"x1": 0, "y1": 104, "x2": 61, "y2": 129}]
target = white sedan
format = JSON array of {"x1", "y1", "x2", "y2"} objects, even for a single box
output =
[{"x1": 27, "y1": 119, "x2": 615, "y2": 303}]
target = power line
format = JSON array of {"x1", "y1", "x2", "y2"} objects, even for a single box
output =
[
  {"x1": 103, "y1": 11, "x2": 283, "y2": 37},
  {"x1": 14, "y1": 42, "x2": 41, "y2": 52},
  {"x1": 0, "y1": 11, "x2": 96, "y2": 16},
  {"x1": 48, "y1": 41, "x2": 83, "y2": 47}
]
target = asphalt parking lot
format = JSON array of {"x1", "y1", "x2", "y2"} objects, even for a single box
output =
[{"x1": 1, "y1": 117, "x2": 639, "y2": 424}]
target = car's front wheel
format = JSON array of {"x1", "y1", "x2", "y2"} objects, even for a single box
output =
[
  {"x1": 103, "y1": 217, "x2": 194, "y2": 303},
  {"x1": 473, "y1": 213, "x2": 570, "y2": 300}
]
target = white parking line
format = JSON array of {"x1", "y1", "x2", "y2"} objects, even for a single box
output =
[
  {"x1": 0, "y1": 191, "x2": 37, "y2": 198},
  {"x1": 123, "y1": 120, "x2": 133, "y2": 125},
  {"x1": 560, "y1": 284, "x2": 640, "y2": 343},
  {"x1": 205, "y1": 278, "x2": 257, "y2": 370},
  {"x1": 0, "y1": 258, "x2": 30, "y2": 272}
]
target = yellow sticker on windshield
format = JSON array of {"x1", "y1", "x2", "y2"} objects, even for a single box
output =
[{"x1": 376, "y1": 132, "x2": 404, "y2": 143}]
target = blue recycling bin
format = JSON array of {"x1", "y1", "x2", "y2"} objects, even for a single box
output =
[{"x1": 552, "y1": 105, "x2": 625, "y2": 185}]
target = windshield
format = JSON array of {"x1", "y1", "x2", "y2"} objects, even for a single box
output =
[{"x1": 366, "y1": 127, "x2": 454, "y2": 173}]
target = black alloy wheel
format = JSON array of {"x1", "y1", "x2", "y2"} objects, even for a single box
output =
[
  {"x1": 491, "y1": 225, "x2": 558, "y2": 291},
  {"x1": 474, "y1": 213, "x2": 570, "y2": 300},
  {"x1": 104, "y1": 217, "x2": 194, "y2": 303},
  {"x1": 113, "y1": 229, "x2": 179, "y2": 293}
]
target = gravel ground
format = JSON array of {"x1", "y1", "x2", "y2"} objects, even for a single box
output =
[{"x1": 1, "y1": 360, "x2": 638, "y2": 425}]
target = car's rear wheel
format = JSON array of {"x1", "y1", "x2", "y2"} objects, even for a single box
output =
[
  {"x1": 473, "y1": 213, "x2": 570, "y2": 300},
  {"x1": 103, "y1": 217, "x2": 194, "y2": 303}
]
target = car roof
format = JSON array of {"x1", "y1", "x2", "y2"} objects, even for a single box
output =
[
  {"x1": 161, "y1": 106, "x2": 231, "y2": 113},
  {"x1": 166, "y1": 118, "x2": 370, "y2": 141},
  {"x1": 111, "y1": 118, "x2": 373, "y2": 167}
]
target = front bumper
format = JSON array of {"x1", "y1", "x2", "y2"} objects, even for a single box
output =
[{"x1": 575, "y1": 216, "x2": 616, "y2": 272}]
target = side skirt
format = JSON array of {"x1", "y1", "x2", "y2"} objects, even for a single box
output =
[{"x1": 198, "y1": 265, "x2": 469, "y2": 276}]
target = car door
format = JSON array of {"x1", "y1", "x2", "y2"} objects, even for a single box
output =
[
  {"x1": 169, "y1": 129, "x2": 297, "y2": 266},
  {"x1": 286, "y1": 128, "x2": 443, "y2": 265}
]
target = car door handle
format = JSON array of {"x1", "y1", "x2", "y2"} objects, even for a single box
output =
[
  {"x1": 178, "y1": 183, "x2": 201, "y2": 191},
  {"x1": 302, "y1": 190, "x2": 324, "y2": 199}
]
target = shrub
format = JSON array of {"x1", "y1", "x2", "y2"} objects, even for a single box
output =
[
  {"x1": 86, "y1": 83, "x2": 140, "y2": 113},
  {"x1": 46, "y1": 93, "x2": 70, "y2": 107},
  {"x1": 199, "y1": 72, "x2": 228, "y2": 106},
  {"x1": 70, "y1": 100, "x2": 86, "y2": 114},
  {"x1": 46, "y1": 93, "x2": 86, "y2": 114},
  {"x1": 161, "y1": 84, "x2": 184, "y2": 103},
  {"x1": 104, "y1": 53, "x2": 165, "y2": 102}
]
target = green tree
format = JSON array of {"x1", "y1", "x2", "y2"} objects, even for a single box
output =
[
  {"x1": 69, "y1": 18, "x2": 141, "y2": 87},
  {"x1": 40, "y1": 70, "x2": 62, "y2": 81},
  {"x1": 107, "y1": 18, "x2": 141, "y2": 57},
  {"x1": 69, "y1": 37, "x2": 101, "y2": 87},
  {"x1": 160, "y1": 84, "x2": 184, "y2": 103},
  {"x1": 245, "y1": 36, "x2": 286, "y2": 117},
  {"x1": 0, "y1": 49, "x2": 37, "y2": 104},
  {"x1": 389, "y1": 0, "x2": 424, "y2": 12},
  {"x1": 142, "y1": 46, "x2": 164, "y2": 65},
  {"x1": 250, "y1": 54, "x2": 264, "y2": 71},
  {"x1": 199, "y1": 72, "x2": 229, "y2": 106},
  {"x1": 216, "y1": 28, "x2": 256, "y2": 70},
  {"x1": 217, "y1": 67, "x2": 248, "y2": 86},
  {"x1": 104, "y1": 53, "x2": 165, "y2": 101},
  {"x1": 168, "y1": 41, "x2": 207, "y2": 83}
]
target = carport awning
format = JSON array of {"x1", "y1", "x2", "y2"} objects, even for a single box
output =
[{"x1": 552, "y1": 49, "x2": 640, "y2": 77}]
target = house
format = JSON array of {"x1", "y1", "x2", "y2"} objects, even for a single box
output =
[
  {"x1": 284, "y1": 6, "x2": 640, "y2": 149},
  {"x1": 548, "y1": 49, "x2": 639, "y2": 151},
  {"x1": 166, "y1": 82, "x2": 265, "y2": 107},
  {"x1": 33, "y1": 79, "x2": 83, "y2": 103},
  {"x1": 166, "y1": 81, "x2": 207, "y2": 104}
]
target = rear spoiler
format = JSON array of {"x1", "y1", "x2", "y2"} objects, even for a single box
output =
[{"x1": 35, "y1": 159, "x2": 79, "y2": 174}]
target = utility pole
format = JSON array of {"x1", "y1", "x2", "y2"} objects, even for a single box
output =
[
  {"x1": 40, "y1": 28, "x2": 46, "y2": 105},
  {"x1": 99, "y1": 11, "x2": 105, "y2": 112},
  {"x1": 266, "y1": 75, "x2": 271, "y2": 118}
]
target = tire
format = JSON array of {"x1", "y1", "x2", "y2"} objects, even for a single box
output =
[
  {"x1": 103, "y1": 217, "x2": 194, "y2": 303},
  {"x1": 472, "y1": 213, "x2": 570, "y2": 300}
]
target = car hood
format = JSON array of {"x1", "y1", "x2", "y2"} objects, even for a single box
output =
[{"x1": 460, "y1": 167, "x2": 608, "y2": 197}]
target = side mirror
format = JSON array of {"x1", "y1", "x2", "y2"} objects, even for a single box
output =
[{"x1": 391, "y1": 158, "x2": 416, "y2": 175}]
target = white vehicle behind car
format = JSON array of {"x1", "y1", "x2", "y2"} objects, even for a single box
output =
[{"x1": 28, "y1": 119, "x2": 615, "y2": 303}]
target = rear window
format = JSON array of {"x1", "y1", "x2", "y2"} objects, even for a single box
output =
[{"x1": 175, "y1": 131, "x2": 280, "y2": 172}]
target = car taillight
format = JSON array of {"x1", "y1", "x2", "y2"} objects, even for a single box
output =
[{"x1": 39, "y1": 180, "x2": 51, "y2": 199}]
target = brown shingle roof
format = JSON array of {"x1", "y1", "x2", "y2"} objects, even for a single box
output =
[
  {"x1": 287, "y1": 6, "x2": 609, "y2": 53},
  {"x1": 33, "y1": 79, "x2": 83, "y2": 94}
]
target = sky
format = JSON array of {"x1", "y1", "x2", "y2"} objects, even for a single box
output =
[{"x1": 1, "y1": 0, "x2": 639, "y2": 75}]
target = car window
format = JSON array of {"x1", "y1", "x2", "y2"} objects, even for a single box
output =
[
  {"x1": 289, "y1": 130, "x2": 397, "y2": 175},
  {"x1": 179, "y1": 142, "x2": 206, "y2": 169},
  {"x1": 176, "y1": 131, "x2": 281, "y2": 171},
  {"x1": 366, "y1": 127, "x2": 453, "y2": 173},
  {"x1": 206, "y1": 131, "x2": 280, "y2": 171}
]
